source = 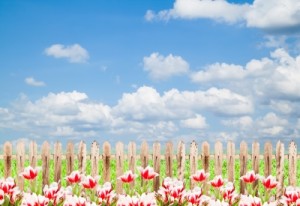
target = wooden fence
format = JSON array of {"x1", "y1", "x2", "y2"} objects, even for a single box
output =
[{"x1": 0, "y1": 140, "x2": 297, "y2": 197}]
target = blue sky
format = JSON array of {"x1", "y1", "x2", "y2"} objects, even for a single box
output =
[{"x1": 1, "y1": 0, "x2": 300, "y2": 147}]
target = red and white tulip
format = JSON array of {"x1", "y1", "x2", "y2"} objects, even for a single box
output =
[
  {"x1": 138, "y1": 166, "x2": 159, "y2": 180},
  {"x1": 117, "y1": 170, "x2": 137, "y2": 183}
]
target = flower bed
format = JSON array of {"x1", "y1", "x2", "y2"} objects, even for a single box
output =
[{"x1": 0, "y1": 166, "x2": 299, "y2": 205}]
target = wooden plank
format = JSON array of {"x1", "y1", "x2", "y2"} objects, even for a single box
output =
[
  {"x1": 140, "y1": 141, "x2": 149, "y2": 186},
  {"x1": 177, "y1": 141, "x2": 185, "y2": 181},
  {"x1": 102, "y1": 142, "x2": 111, "y2": 182},
  {"x1": 227, "y1": 141, "x2": 235, "y2": 182},
  {"x1": 78, "y1": 141, "x2": 86, "y2": 174},
  {"x1": 264, "y1": 142, "x2": 272, "y2": 177},
  {"x1": 239, "y1": 141, "x2": 248, "y2": 194},
  {"x1": 41, "y1": 141, "x2": 50, "y2": 188},
  {"x1": 202, "y1": 142, "x2": 210, "y2": 173},
  {"x1": 29, "y1": 141, "x2": 37, "y2": 168},
  {"x1": 116, "y1": 142, "x2": 124, "y2": 194},
  {"x1": 54, "y1": 142, "x2": 62, "y2": 183},
  {"x1": 214, "y1": 141, "x2": 223, "y2": 176},
  {"x1": 66, "y1": 142, "x2": 74, "y2": 178},
  {"x1": 276, "y1": 141, "x2": 284, "y2": 199},
  {"x1": 3, "y1": 142, "x2": 12, "y2": 178},
  {"x1": 16, "y1": 141, "x2": 25, "y2": 190},
  {"x1": 165, "y1": 141, "x2": 173, "y2": 178},
  {"x1": 153, "y1": 142, "x2": 161, "y2": 192},
  {"x1": 128, "y1": 142, "x2": 136, "y2": 189},
  {"x1": 91, "y1": 141, "x2": 99, "y2": 178},
  {"x1": 190, "y1": 141, "x2": 198, "y2": 189},
  {"x1": 288, "y1": 141, "x2": 297, "y2": 187},
  {"x1": 252, "y1": 141, "x2": 259, "y2": 195}
]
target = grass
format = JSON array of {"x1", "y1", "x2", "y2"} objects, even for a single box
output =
[{"x1": 2, "y1": 158, "x2": 299, "y2": 195}]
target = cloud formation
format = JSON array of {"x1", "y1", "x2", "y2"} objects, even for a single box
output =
[
  {"x1": 146, "y1": 0, "x2": 300, "y2": 32},
  {"x1": 45, "y1": 44, "x2": 89, "y2": 63},
  {"x1": 25, "y1": 77, "x2": 46, "y2": 87},
  {"x1": 143, "y1": 52, "x2": 189, "y2": 80}
]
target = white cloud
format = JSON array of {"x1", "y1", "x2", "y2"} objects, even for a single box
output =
[
  {"x1": 191, "y1": 63, "x2": 245, "y2": 82},
  {"x1": 192, "y1": 48, "x2": 300, "y2": 102},
  {"x1": 180, "y1": 114, "x2": 208, "y2": 129},
  {"x1": 25, "y1": 77, "x2": 46, "y2": 87},
  {"x1": 222, "y1": 116, "x2": 253, "y2": 130},
  {"x1": 147, "y1": 0, "x2": 300, "y2": 32},
  {"x1": 45, "y1": 44, "x2": 89, "y2": 63},
  {"x1": 143, "y1": 52, "x2": 189, "y2": 80},
  {"x1": 114, "y1": 86, "x2": 253, "y2": 121}
]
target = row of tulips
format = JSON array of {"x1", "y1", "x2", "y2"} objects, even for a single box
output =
[{"x1": 0, "y1": 165, "x2": 299, "y2": 205}]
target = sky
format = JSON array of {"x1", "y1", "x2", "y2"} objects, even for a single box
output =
[{"x1": 1, "y1": 0, "x2": 300, "y2": 148}]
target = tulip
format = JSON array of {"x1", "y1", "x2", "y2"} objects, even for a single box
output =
[
  {"x1": 0, "y1": 189, "x2": 4, "y2": 205},
  {"x1": 19, "y1": 166, "x2": 40, "y2": 180},
  {"x1": 66, "y1": 170, "x2": 82, "y2": 184},
  {"x1": 261, "y1": 175, "x2": 278, "y2": 190},
  {"x1": 240, "y1": 170, "x2": 259, "y2": 183},
  {"x1": 210, "y1": 175, "x2": 224, "y2": 188},
  {"x1": 191, "y1": 169, "x2": 210, "y2": 182},
  {"x1": 138, "y1": 166, "x2": 159, "y2": 180},
  {"x1": 117, "y1": 170, "x2": 137, "y2": 183},
  {"x1": 81, "y1": 175, "x2": 99, "y2": 189}
]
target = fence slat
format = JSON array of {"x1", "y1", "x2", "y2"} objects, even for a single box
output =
[
  {"x1": 190, "y1": 141, "x2": 198, "y2": 189},
  {"x1": 78, "y1": 141, "x2": 86, "y2": 174},
  {"x1": 177, "y1": 141, "x2": 185, "y2": 181},
  {"x1": 140, "y1": 141, "x2": 149, "y2": 187},
  {"x1": 54, "y1": 142, "x2": 62, "y2": 183},
  {"x1": 214, "y1": 141, "x2": 223, "y2": 176},
  {"x1": 103, "y1": 142, "x2": 111, "y2": 182},
  {"x1": 202, "y1": 142, "x2": 210, "y2": 172},
  {"x1": 165, "y1": 142, "x2": 173, "y2": 178},
  {"x1": 288, "y1": 141, "x2": 297, "y2": 187},
  {"x1": 276, "y1": 141, "x2": 284, "y2": 199},
  {"x1": 66, "y1": 142, "x2": 74, "y2": 179},
  {"x1": 4, "y1": 142, "x2": 12, "y2": 178},
  {"x1": 264, "y1": 142, "x2": 272, "y2": 177},
  {"x1": 91, "y1": 141, "x2": 99, "y2": 178},
  {"x1": 252, "y1": 141, "x2": 259, "y2": 195},
  {"x1": 29, "y1": 141, "x2": 37, "y2": 168},
  {"x1": 153, "y1": 142, "x2": 161, "y2": 192},
  {"x1": 16, "y1": 141, "x2": 25, "y2": 190},
  {"x1": 128, "y1": 142, "x2": 136, "y2": 189},
  {"x1": 240, "y1": 141, "x2": 248, "y2": 194},
  {"x1": 116, "y1": 142, "x2": 124, "y2": 194},
  {"x1": 42, "y1": 141, "x2": 50, "y2": 189},
  {"x1": 227, "y1": 141, "x2": 235, "y2": 182}
]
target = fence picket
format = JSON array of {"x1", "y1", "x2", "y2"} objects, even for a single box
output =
[
  {"x1": 54, "y1": 142, "x2": 62, "y2": 183},
  {"x1": 252, "y1": 141, "x2": 259, "y2": 195},
  {"x1": 240, "y1": 141, "x2": 248, "y2": 194},
  {"x1": 288, "y1": 141, "x2": 297, "y2": 187},
  {"x1": 103, "y1": 142, "x2": 111, "y2": 182},
  {"x1": 42, "y1": 141, "x2": 50, "y2": 188},
  {"x1": 16, "y1": 141, "x2": 25, "y2": 190},
  {"x1": 29, "y1": 141, "x2": 37, "y2": 189},
  {"x1": 227, "y1": 141, "x2": 235, "y2": 182},
  {"x1": 140, "y1": 141, "x2": 149, "y2": 187},
  {"x1": 91, "y1": 141, "x2": 99, "y2": 178},
  {"x1": 78, "y1": 141, "x2": 86, "y2": 174},
  {"x1": 202, "y1": 142, "x2": 210, "y2": 172},
  {"x1": 276, "y1": 141, "x2": 284, "y2": 199},
  {"x1": 66, "y1": 142, "x2": 74, "y2": 179},
  {"x1": 116, "y1": 142, "x2": 124, "y2": 194},
  {"x1": 165, "y1": 142, "x2": 173, "y2": 178},
  {"x1": 3, "y1": 142, "x2": 12, "y2": 178},
  {"x1": 153, "y1": 142, "x2": 161, "y2": 192},
  {"x1": 264, "y1": 142, "x2": 272, "y2": 177},
  {"x1": 214, "y1": 141, "x2": 223, "y2": 176},
  {"x1": 177, "y1": 141, "x2": 185, "y2": 181},
  {"x1": 128, "y1": 142, "x2": 136, "y2": 189},
  {"x1": 190, "y1": 141, "x2": 198, "y2": 189}
]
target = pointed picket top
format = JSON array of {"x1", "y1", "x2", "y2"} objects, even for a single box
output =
[
  {"x1": 91, "y1": 141, "x2": 99, "y2": 178},
  {"x1": 78, "y1": 141, "x2": 86, "y2": 174},
  {"x1": 214, "y1": 141, "x2": 223, "y2": 176},
  {"x1": 177, "y1": 141, "x2": 185, "y2": 180},
  {"x1": 202, "y1": 141, "x2": 210, "y2": 173},
  {"x1": 264, "y1": 141, "x2": 272, "y2": 177},
  {"x1": 165, "y1": 141, "x2": 173, "y2": 178}
]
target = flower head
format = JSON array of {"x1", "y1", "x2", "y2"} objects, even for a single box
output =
[
  {"x1": 117, "y1": 170, "x2": 137, "y2": 183},
  {"x1": 210, "y1": 175, "x2": 224, "y2": 188},
  {"x1": 240, "y1": 170, "x2": 259, "y2": 184},
  {"x1": 66, "y1": 170, "x2": 82, "y2": 184},
  {"x1": 191, "y1": 169, "x2": 209, "y2": 182},
  {"x1": 138, "y1": 166, "x2": 159, "y2": 180},
  {"x1": 19, "y1": 166, "x2": 40, "y2": 180},
  {"x1": 261, "y1": 175, "x2": 278, "y2": 190}
]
